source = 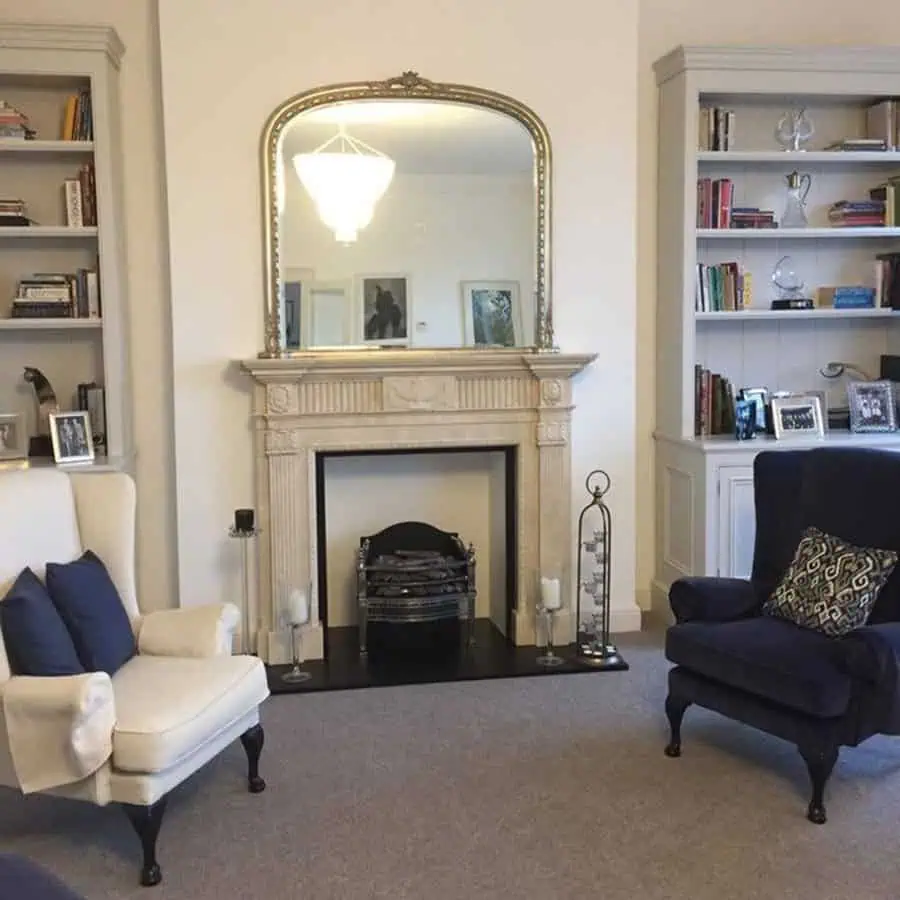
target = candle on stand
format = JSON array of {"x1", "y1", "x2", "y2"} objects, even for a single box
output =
[
  {"x1": 540, "y1": 576, "x2": 561, "y2": 610},
  {"x1": 234, "y1": 508, "x2": 255, "y2": 534},
  {"x1": 288, "y1": 587, "x2": 309, "y2": 626}
]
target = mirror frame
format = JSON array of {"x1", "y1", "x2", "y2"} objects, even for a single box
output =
[{"x1": 259, "y1": 71, "x2": 553, "y2": 357}]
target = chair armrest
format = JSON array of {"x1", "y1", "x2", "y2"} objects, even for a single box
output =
[
  {"x1": 1, "y1": 673, "x2": 115, "y2": 794},
  {"x1": 137, "y1": 603, "x2": 241, "y2": 658},
  {"x1": 669, "y1": 577, "x2": 763, "y2": 624},
  {"x1": 832, "y1": 622, "x2": 900, "y2": 685}
]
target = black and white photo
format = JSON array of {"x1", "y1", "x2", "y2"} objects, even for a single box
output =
[
  {"x1": 771, "y1": 394, "x2": 825, "y2": 440},
  {"x1": 359, "y1": 275, "x2": 409, "y2": 346},
  {"x1": 49, "y1": 410, "x2": 94, "y2": 464},
  {"x1": 848, "y1": 380, "x2": 897, "y2": 433}
]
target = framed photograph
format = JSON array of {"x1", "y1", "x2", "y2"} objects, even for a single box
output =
[
  {"x1": 771, "y1": 394, "x2": 825, "y2": 439},
  {"x1": 305, "y1": 280, "x2": 354, "y2": 348},
  {"x1": 738, "y1": 387, "x2": 769, "y2": 432},
  {"x1": 0, "y1": 413, "x2": 26, "y2": 460},
  {"x1": 358, "y1": 275, "x2": 409, "y2": 346},
  {"x1": 49, "y1": 410, "x2": 95, "y2": 464},
  {"x1": 848, "y1": 379, "x2": 897, "y2": 433},
  {"x1": 461, "y1": 280, "x2": 522, "y2": 347}
]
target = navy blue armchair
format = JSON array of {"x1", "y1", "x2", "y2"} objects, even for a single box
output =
[{"x1": 664, "y1": 447, "x2": 900, "y2": 824}]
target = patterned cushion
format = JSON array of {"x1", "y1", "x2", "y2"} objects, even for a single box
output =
[{"x1": 763, "y1": 526, "x2": 898, "y2": 637}]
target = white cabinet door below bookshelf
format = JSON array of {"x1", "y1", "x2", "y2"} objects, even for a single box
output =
[{"x1": 717, "y1": 466, "x2": 756, "y2": 579}]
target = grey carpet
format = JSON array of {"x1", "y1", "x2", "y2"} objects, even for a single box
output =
[{"x1": 2, "y1": 631, "x2": 899, "y2": 899}]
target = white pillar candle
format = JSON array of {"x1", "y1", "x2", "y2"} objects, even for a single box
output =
[
  {"x1": 288, "y1": 588, "x2": 309, "y2": 626},
  {"x1": 540, "y1": 576, "x2": 561, "y2": 610}
]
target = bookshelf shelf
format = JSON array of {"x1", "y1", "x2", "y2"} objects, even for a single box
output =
[
  {"x1": 0, "y1": 25, "x2": 130, "y2": 473},
  {"x1": 0, "y1": 455, "x2": 128, "y2": 473},
  {"x1": 697, "y1": 227, "x2": 900, "y2": 240},
  {"x1": 695, "y1": 308, "x2": 898, "y2": 322},
  {"x1": 0, "y1": 226, "x2": 98, "y2": 239},
  {"x1": 698, "y1": 150, "x2": 900, "y2": 165},
  {"x1": 0, "y1": 139, "x2": 94, "y2": 154},
  {"x1": 652, "y1": 43, "x2": 900, "y2": 610},
  {"x1": 0, "y1": 318, "x2": 102, "y2": 331}
]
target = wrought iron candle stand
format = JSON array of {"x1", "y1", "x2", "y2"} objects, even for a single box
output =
[
  {"x1": 575, "y1": 470, "x2": 628, "y2": 671},
  {"x1": 228, "y1": 508, "x2": 260, "y2": 655}
]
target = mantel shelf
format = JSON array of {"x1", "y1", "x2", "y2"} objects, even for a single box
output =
[{"x1": 242, "y1": 349, "x2": 597, "y2": 381}]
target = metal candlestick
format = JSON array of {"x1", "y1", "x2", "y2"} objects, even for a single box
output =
[
  {"x1": 575, "y1": 470, "x2": 628, "y2": 671},
  {"x1": 228, "y1": 522, "x2": 260, "y2": 655}
]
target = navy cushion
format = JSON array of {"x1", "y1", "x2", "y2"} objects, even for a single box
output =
[
  {"x1": 0, "y1": 568, "x2": 84, "y2": 676},
  {"x1": 665, "y1": 617, "x2": 852, "y2": 718},
  {"x1": 45, "y1": 550, "x2": 136, "y2": 675}
]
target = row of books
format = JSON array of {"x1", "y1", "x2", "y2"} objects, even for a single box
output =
[
  {"x1": 61, "y1": 90, "x2": 93, "y2": 142},
  {"x1": 695, "y1": 262, "x2": 752, "y2": 312},
  {"x1": 697, "y1": 178, "x2": 777, "y2": 229},
  {"x1": 64, "y1": 163, "x2": 98, "y2": 227},
  {"x1": 694, "y1": 366, "x2": 737, "y2": 437},
  {"x1": 698, "y1": 106, "x2": 736, "y2": 152},
  {"x1": 10, "y1": 270, "x2": 101, "y2": 319},
  {"x1": 828, "y1": 200, "x2": 886, "y2": 227}
]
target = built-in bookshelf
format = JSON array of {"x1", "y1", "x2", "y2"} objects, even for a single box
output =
[
  {"x1": 651, "y1": 45, "x2": 900, "y2": 607},
  {"x1": 0, "y1": 25, "x2": 130, "y2": 471}
]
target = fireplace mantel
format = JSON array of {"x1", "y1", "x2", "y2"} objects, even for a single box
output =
[{"x1": 240, "y1": 349, "x2": 596, "y2": 663}]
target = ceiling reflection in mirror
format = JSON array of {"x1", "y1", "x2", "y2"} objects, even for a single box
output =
[{"x1": 261, "y1": 75, "x2": 552, "y2": 355}]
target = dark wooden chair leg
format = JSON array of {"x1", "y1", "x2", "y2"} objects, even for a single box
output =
[
  {"x1": 664, "y1": 693, "x2": 691, "y2": 757},
  {"x1": 240, "y1": 723, "x2": 266, "y2": 793},
  {"x1": 123, "y1": 797, "x2": 168, "y2": 887},
  {"x1": 799, "y1": 743, "x2": 839, "y2": 824}
]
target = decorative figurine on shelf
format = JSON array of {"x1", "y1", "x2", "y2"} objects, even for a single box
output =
[
  {"x1": 775, "y1": 107, "x2": 814, "y2": 152},
  {"x1": 770, "y1": 255, "x2": 813, "y2": 310},
  {"x1": 228, "y1": 508, "x2": 261, "y2": 654},
  {"x1": 23, "y1": 366, "x2": 58, "y2": 458},
  {"x1": 575, "y1": 469, "x2": 628, "y2": 671}
]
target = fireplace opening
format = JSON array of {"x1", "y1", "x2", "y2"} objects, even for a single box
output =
[
  {"x1": 315, "y1": 446, "x2": 517, "y2": 662},
  {"x1": 358, "y1": 521, "x2": 475, "y2": 660}
]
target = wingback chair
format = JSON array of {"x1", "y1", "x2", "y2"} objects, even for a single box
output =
[
  {"x1": 664, "y1": 447, "x2": 900, "y2": 824},
  {"x1": 0, "y1": 468, "x2": 270, "y2": 886}
]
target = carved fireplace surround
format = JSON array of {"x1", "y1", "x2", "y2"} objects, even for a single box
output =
[{"x1": 241, "y1": 349, "x2": 595, "y2": 664}]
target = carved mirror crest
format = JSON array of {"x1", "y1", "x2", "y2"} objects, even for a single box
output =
[{"x1": 260, "y1": 72, "x2": 553, "y2": 356}]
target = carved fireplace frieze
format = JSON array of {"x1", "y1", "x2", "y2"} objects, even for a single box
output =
[{"x1": 241, "y1": 350, "x2": 595, "y2": 664}]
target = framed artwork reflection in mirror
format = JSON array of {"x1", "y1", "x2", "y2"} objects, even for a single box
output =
[{"x1": 461, "y1": 280, "x2": 522, "y2": 347}]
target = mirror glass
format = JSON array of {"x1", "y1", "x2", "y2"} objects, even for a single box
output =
[{"x1": 262, "y1": 76, "x2": 551, "y2": 354}]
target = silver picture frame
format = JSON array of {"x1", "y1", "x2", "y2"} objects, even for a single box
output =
[{"x1": 771, "y1": 394, "x2": 825, "y2": 440}]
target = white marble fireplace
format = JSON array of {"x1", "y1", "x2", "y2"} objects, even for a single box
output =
[{"x1": 241, "y1": 349, "x2": 594, "y2": 664}]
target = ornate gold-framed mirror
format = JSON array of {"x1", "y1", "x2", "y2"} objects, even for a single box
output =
[{"x1": 259, "y1": 72, "x2": 552, "y2": 357}]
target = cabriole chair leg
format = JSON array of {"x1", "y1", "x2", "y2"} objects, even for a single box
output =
[
  {"x1": 123, "y1": 796, "x2": 168, "y2": 887},
  {"x1": 240, "y1": 723, "x2": 267, "y2": 793},
  {"x1": 664, "y1": 694, "x2": 691, "y2": 758},
  {"x1": 799, "y1": 743, "x2": 839, "y2": 824}
]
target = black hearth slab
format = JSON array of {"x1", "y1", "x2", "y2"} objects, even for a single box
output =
[{"x1": 266, "y1": 619, "x2": 628, "y2": 695}]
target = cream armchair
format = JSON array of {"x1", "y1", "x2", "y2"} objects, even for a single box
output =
[{"x1": 0, "y1": 468, "x2": 270, "y2": 887}]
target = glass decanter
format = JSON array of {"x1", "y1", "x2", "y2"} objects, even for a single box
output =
[{"x1": 781, "y1": 171, "x2": 811, "y2": 228}]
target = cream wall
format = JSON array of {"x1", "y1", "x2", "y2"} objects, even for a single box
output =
[
  {"x1": 156, "y1": 0, "x2": 642, "y2": 627},
  {"x1": 636, "y1": 0, "x2": 900, "y2": 612},
  {"x1": 0, "y1": 1, "x2": 176, "y2": 612}
]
